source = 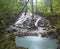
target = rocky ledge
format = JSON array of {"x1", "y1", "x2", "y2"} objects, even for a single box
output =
[{"x1": 16, "y1": 32, "x2": 38, "y2": 37}]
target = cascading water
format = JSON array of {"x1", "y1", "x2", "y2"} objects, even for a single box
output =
[{"x1": 7, "y1": 13, "x2": 57, "y2": 49}]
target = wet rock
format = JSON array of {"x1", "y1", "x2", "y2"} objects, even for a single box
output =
[
  {"x1": 41, "y1": 33, "x2": 46, "y2": 37},
  {"x1": 16, "y1": 32, "x2": 21, "y2": 37},
  {"x1": 57, "y1": 43, "x2": 60, "y2": 49},
  {"x1": 6, "y1": 27, "x2": 17, "y2": 34},
  {"x1": 9, "y1": 13, "x2": 51, "y2": 37},
  {"x1": 28, "y1": 33, "x2": 32, "y2": 36},
  {"x1": 34, "y1": 33, "x2": 38, "y2": 36},
  {"x1": 16, "y1": 32, "x2": 39, "y2": 37}
]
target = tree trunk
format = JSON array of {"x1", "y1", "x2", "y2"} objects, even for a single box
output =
[
  {"x1": 36, "y1": 0, "x2": 37, "y2": 13},
  {"x1": 30, "y1": 0, "x2": 37, "y2": 29},
  {"x1": 31, "y1": 0, "x2": 34, "y2": 18},
  {"x1": 25, "y1": 0, "x2": 28, "y2": 15},
  {"x1": 50, "y1": 0, "x2": 53, "y2": 12}
]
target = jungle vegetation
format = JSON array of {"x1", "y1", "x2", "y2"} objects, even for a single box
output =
[{"x1": 0, "y1": 0, "x2": 60, "y2": 49}]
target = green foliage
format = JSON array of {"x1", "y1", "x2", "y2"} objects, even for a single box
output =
[
  {"x1": 0, "y1": 0, "x2": 24, "y2": 26},
  {"x1": 0, "y1": 0, "x2": 24, "y2": 15},
  {"x1": 0, "y1": 37, "x2": 28, "y2": 49},
  {"x1": 33, "y1": 0, "x2": 60, "y2": 14},
  {"x1": 0, "y1": 0, "x2": 28, "y2": 49}
]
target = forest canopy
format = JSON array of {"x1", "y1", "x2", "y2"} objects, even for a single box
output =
[{"x1": 0, "y1": 0, "x2": 60, "y2": 17}]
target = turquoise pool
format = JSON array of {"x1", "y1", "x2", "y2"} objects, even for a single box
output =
[{"x1": 15, "y1": 36, "x2": 57, "y2": 49}]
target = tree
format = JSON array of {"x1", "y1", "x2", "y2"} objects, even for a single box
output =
[
  {"x1": 36, "y1": 0, "x2": 38, "y2": 13},
  {"x1": 50, "y1": 0, "x2": 53, "y2": 12}
]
